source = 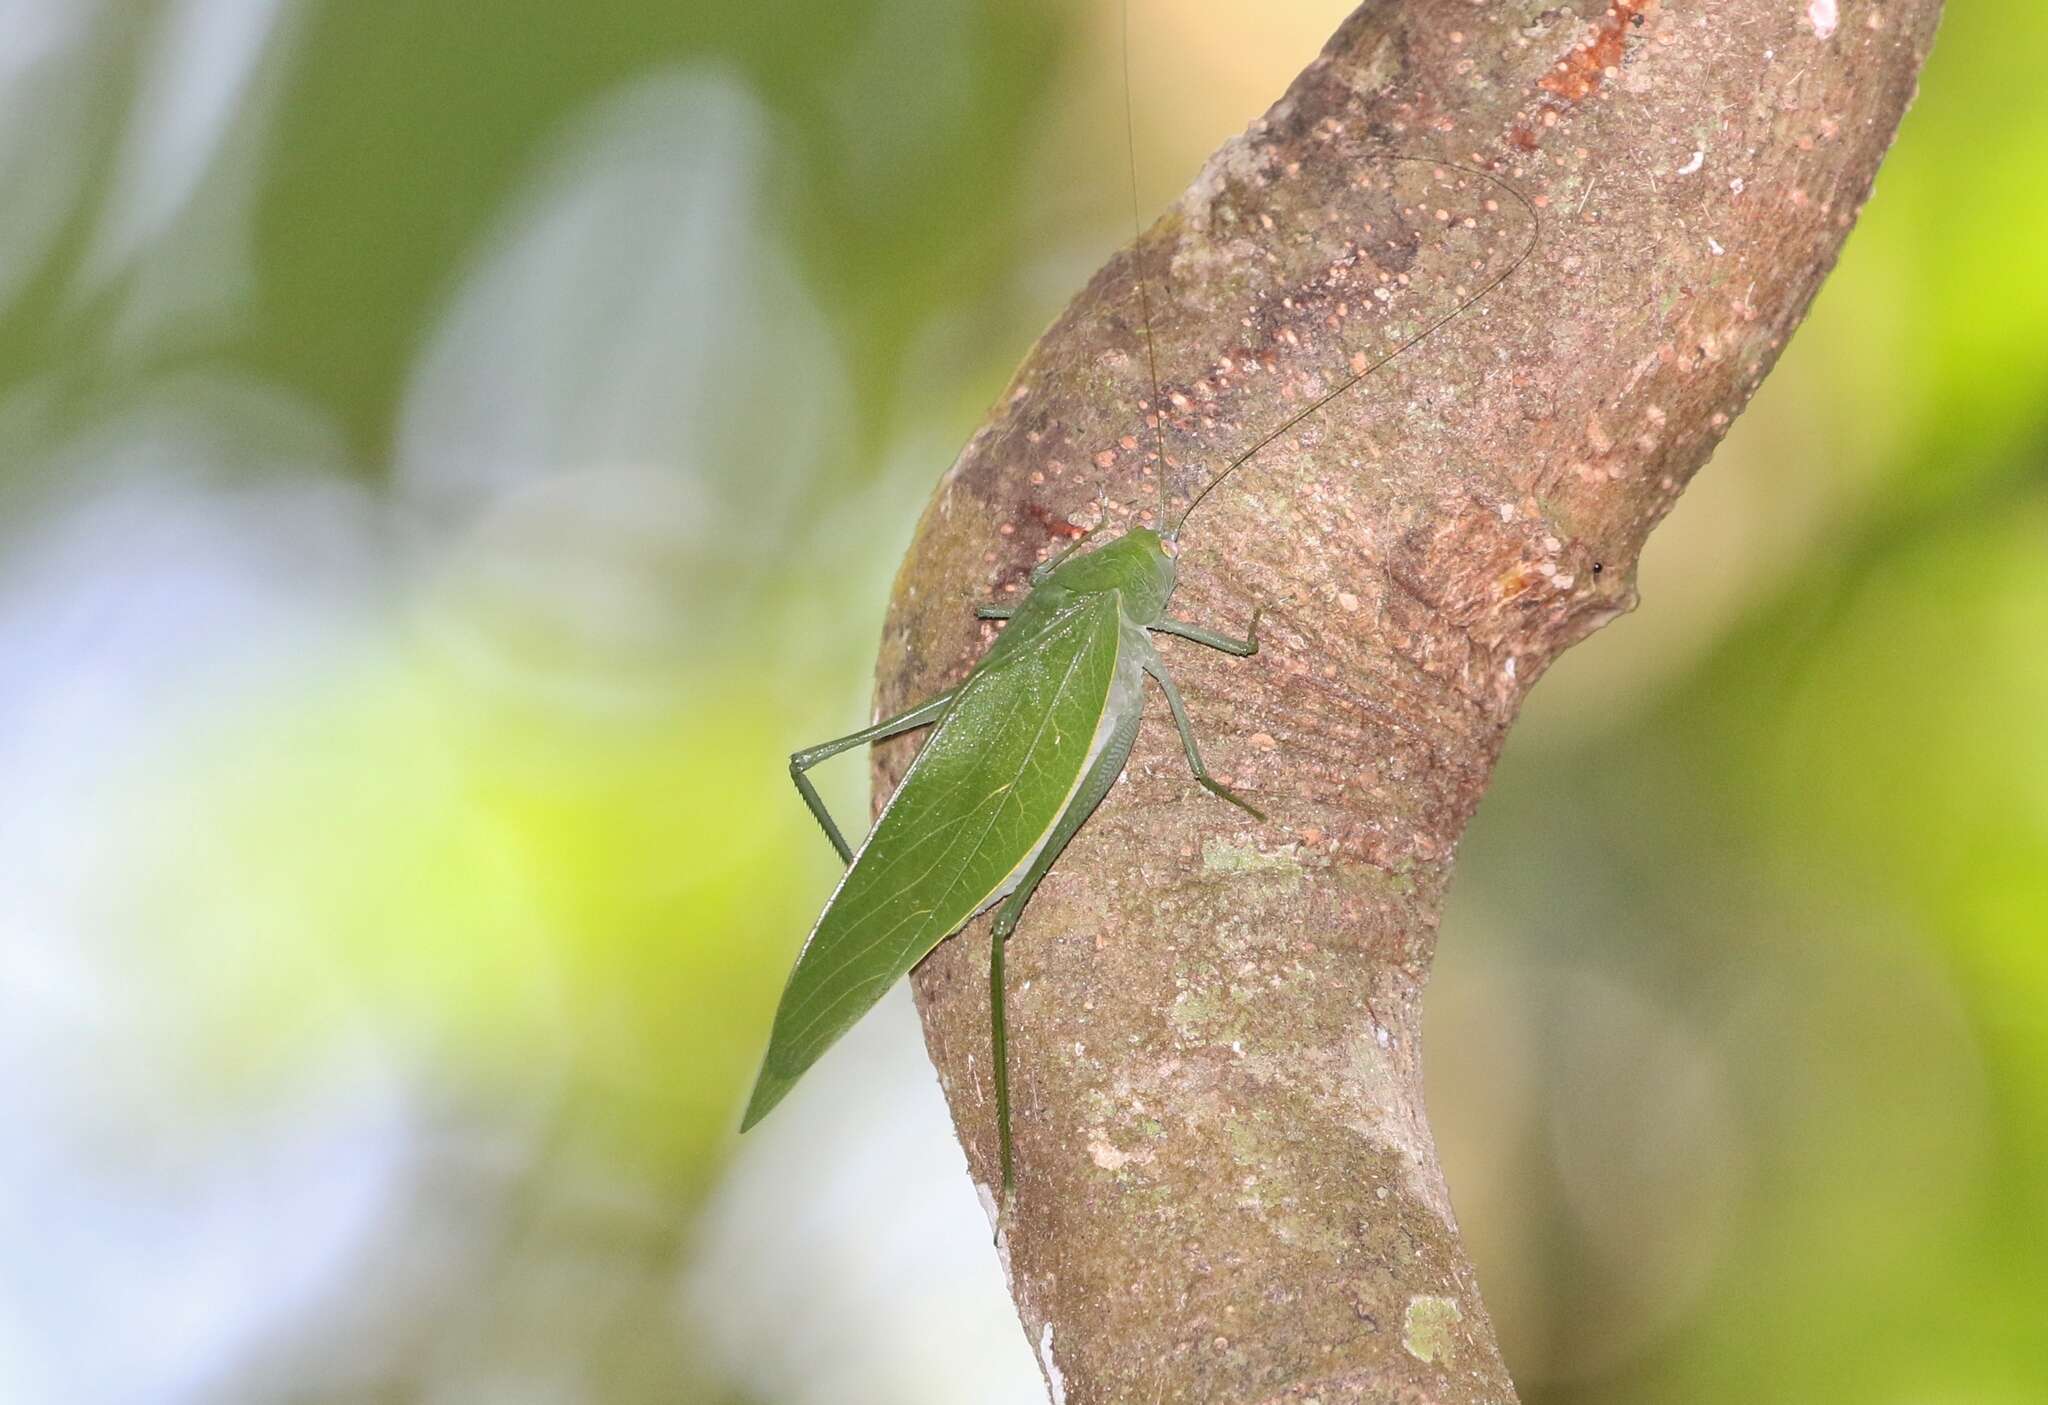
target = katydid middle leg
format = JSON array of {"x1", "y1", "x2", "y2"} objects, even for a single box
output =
[
  {"x1": 1150, "y1": 606, "x2": 1261, "y2": 656},
  {"x1": 1141, "y1": 646, "x2": 1266, "y2": 821},
  {"x1": 788, "y1": 691, "x2": 954, "y2": 865}
]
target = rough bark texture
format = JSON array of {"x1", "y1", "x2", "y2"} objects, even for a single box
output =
[{"x1": 878, "y1": 2, "x2": 1939, "y2": 1401}]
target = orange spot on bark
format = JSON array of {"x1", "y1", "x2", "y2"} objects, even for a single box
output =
[{"x1": 1538, "y1": 2, "x2": 1639, "y2": 104}]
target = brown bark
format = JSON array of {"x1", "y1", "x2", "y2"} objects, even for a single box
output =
[{"x1": 877, "y1": 2, "x2": 1940, "y2": 1401}]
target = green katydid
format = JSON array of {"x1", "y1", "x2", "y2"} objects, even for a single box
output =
[
  {"x1": 740, "y1": 26, "x2": 1539, "y2": 1193},
  {"x1": 742, "y1": 514, "x2": 1260, "y2": 1187}
]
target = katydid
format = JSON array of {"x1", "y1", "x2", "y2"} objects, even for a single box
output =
[
  {"x1": 742, "y1": 515, "x2": 1263, "y2": 1189},
  {"x1": 741, "y1": 19, "x2": 1539, "y2": 1194}
]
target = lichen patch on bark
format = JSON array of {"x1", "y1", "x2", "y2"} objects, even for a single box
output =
[{"x1": 1402, "y1": 1294, "x2": 1464, "y2": 1364}]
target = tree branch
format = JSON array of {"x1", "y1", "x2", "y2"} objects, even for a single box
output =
[{"x1": 877, "y1": 1, "x2": 1940, "y2": 1400}]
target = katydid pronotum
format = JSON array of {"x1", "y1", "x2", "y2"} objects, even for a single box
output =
[{"x1": 741, "y1": 14, "x2": 1539, "y2": 1197}]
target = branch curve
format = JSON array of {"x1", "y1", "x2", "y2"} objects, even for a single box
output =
[{"x1": 877, "y1": 2, "x2": 1941, "y2": 1400}]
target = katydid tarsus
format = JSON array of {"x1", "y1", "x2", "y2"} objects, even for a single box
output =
[{"x1": 740, "y1": 6, "x2": 1540, "y2": 1197}]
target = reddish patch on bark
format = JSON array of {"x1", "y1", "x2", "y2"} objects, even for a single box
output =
[
  {"x1": 1023, "y1": 500, "x2": 1086, "y2": 539},
  {"x1": 1508, "y1": 126, "x2": 1540, "y2": 152},
  {"x1": 1539, "y1": 2, "x2": 1639, "y2": 103}
]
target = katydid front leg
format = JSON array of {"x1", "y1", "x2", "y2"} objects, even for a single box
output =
[
  {"x1": 788, "y1": 691, "x2": 954, "y2": 864},
  {"x1": 1030, "y1": 523, "x2": 1106, "y2": 584},
  {"x1": 983, "y1": 518, "x2": 1115, "y2": 620}
]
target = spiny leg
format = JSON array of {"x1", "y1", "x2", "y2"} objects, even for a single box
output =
[
  {"x1": 1141, "y1": 647, "x2": 1266, "y2": 821},
  {"x1": 1150, "y1": 606, "x2": 1262, "y2": 657},
  {"x1": 986, "y1": 698, "x2": 1143, "y2": 1199},
  {"x1": 788, "y1": 691, "x2": 954, "y2": 865}
]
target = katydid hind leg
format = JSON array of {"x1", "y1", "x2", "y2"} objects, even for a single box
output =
[
  {"x1": 788, "y1": 690, "x2": 954, "y2": 865},
  {"x1": 989, "y1": 927, "x2": 1011, "y2": 1202},
  {"x1": 986, "y1": 694, "x2": 1143, "y2": 1198},
  {"x1": 1142, "y1": 647, "x2": 1266, "y2": 821}
]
